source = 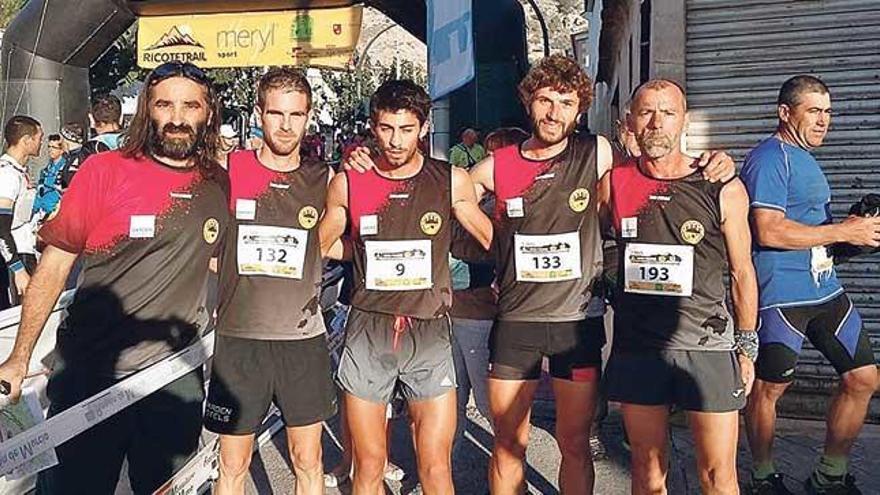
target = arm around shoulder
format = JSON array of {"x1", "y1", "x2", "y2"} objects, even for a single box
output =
[
  {"x1": 468, "y1": 154, "x2": 495, "y2": 200},
  {"x1": 597, "y1": 135, "x2": 614, "y2": 179},
  {"x1": 452, "y1": 166, "x2": 493, "y2": 250}
]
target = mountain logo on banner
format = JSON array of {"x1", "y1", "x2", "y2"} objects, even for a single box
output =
[
  {"x1": 147, "y1": 26, "x2": 205, "y2": 50},
  {"x1": 143, "y1": 25, "x2": 207, "y2": 64}
]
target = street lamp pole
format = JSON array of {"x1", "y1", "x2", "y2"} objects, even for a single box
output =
[
  {"x1": 523, "y1": 0, "x2": 550, "y2": 57},
  {"x1": 355, "y1": 22, "x2": 397, "y2": 100}
]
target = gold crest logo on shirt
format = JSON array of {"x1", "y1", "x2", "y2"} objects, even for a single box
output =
[
  {"x1": 298, "y1": 205, "x2": 319, "y2": 229},
  {"x1": 569, "y1": 188, "x2": 590, "y2": 213},
  {"x1": 203, "y1": 218, "x2": 220, "y2": 244},
  {"x1": 680, "y1": 220, "x2": 705, "y2": 245},
  {"x1": 420, "y1": 211, "x2": 442, "y2": 236}
]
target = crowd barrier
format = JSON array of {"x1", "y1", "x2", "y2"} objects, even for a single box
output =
[{"x1": 0, "y1": 288, "x2": 305, "y2": 494}]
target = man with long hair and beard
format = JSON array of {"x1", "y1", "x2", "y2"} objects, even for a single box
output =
[{"x1": 0, "y1": 61, "x2": 229, "y2": 494}]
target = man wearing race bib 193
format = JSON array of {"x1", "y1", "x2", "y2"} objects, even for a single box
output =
[
  {"x1": 319, "y1": 80, "x2": 492, "y2": 495},
  {"x1": 600, "y1": 79, "x2": 758, "y2": 495},
  {"x1": 742, "y1": 75, "x2": 880, "y2": 495},
  {"x1": 204, "y1": 68, "x2": 336, "y2": 495}
]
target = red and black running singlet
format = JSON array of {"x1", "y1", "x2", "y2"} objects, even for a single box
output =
[
  {"x1": 610, "y1": 159, "x2": 733, "y2": 351},
  {"x1": 493, "y1": 132, "x2": 602, "y2": 322},
  {"x1": 217, "y1": 150, "x2": 329, "y2": 340},
  {"x1": 39, "y1": 151, "x2": 229, "y2": 376},
  {"x1": 347, "y1": 158, "x2": 452, "y2": 319}
]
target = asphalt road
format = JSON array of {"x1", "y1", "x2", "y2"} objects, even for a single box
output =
[{"x1": 243, "y1": 401, "x2": 880, "y2": 495}]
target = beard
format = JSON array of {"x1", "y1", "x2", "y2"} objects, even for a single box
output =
[
  {"x1": 532, "y1": 117, "x2": 577, "y2": 146},
  {"x1": 382, "y1": 145, "x2": 418, "y2": 167},
  {"x1": 264, "y1": 132, "x2": 301, "y2": 157},
  {"x1": 150, "y1": 120, "x2": 206, "y2": 160},
  {"x1": 637, "y1": 131, "x2": 676, "y2": 159}
]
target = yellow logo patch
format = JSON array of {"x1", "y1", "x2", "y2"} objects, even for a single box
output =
[
  {"x1": 420, "y1": 211, "x2": 443, "y2": 236},
  {"x1": 680, "y1": 220, "x2": 705, "y2": 245},
  {"x1": 569, "y1": 188, "x2": 590, "y2": 213},
  {"x1": 298, "y1": 205, "x2": 319, "y2": 229},
  {"x1": 203, "y1": 218, "x2": 220, "y2": 244}
]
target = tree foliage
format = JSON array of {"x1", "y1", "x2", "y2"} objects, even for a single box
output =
[
  {"x1": 0, "y1": 0, "x2": 27, "y2": 30},
  {"x1": 322, "y1": 57, "x2": 427, "y2": 126},
  {"x1": 90, "y1": 27, "x2": 144, "y2": 98}
]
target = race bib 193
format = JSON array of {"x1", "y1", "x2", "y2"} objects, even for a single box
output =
[
  {"x1": 624, "y1": 243, "x2": 694, "y2": 296},
  {"x1": 365, "y1": 239, "x2": 432, "y2": 291},
  {"x1": 237, "y1": 225, "x2": 308, "y2": 279},
  {"x1": 513, "y1": 232, "x2": 582, "y2": 282}
]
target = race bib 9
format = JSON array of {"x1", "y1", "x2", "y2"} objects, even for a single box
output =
[
  {"x1": 365, "y1": 239, "x2": 432, "y2": 291},
  {"x1": 514, "y1": 232, "x2": 582, "y2": 282},
  {"x1": 624, "y1": 243, "x2": 694, "y2": 296},
  {"x1": 237, "y1": 225, "x2": 308, "y2": 279}
]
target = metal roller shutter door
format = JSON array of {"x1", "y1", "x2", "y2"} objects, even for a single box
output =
[{"x1": 685, "y1": 0, "x2": 880, "y2": 420}]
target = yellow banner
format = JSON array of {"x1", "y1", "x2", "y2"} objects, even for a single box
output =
[{"x1": 137, "y1": 6, "x2": 363, "y2": 69}]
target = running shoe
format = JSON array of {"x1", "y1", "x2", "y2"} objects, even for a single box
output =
[
  {"x1": 804, "y1": 472, "x2": 862, "y2": 495},
  {"x1": 747, "y1": 473, "x2": 794, "y2": 495},
  {"x1": 385, "y1": 461, "x2": 405, "y2": 482}
]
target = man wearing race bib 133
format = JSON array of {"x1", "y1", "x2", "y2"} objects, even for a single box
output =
[{"x1": 319, "y1": 79, "x2": 492, "y2": 495}]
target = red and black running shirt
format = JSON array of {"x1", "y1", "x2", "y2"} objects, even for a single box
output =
[
  {"x1": 39, "y1": 151, "x2": 229, "y2": 376},
  {"x1": 217, "y1": 150, "x2": 329, "y2": 340},
  {"x1": 347, "y1": 158, "x2": 452, "y2": 319},
  {"x1": 492, "y1": 132, "x2": 602, "y2": 322},
  {"x1": 609, "y1": 159, "x2": 732, "y2": 351}
]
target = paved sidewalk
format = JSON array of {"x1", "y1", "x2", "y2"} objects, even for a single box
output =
[{"x1": 245, "y1": 401, "x2": 880, "y2": 494}]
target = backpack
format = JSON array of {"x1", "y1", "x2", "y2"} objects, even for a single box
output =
[{"x1": 60, "y1": 139, "x2": 111, "y2": 188}]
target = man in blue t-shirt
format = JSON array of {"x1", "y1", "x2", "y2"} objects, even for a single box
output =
[
  {"x1": 31, "y1": 134, "x2": 66, "y2": 220},
  {"x1": 741, "y1": 75, "x2": 880, "y2": 495}
]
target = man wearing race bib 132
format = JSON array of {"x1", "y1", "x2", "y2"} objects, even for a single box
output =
[
  {"x1": 205, "y1": 68, "x2": 336, "y2": 495},
  {"x1": 319, "y1": 79, "x2": 492, "y2": 495}
]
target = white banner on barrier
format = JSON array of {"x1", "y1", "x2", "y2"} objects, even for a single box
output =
[
  {"x1": 0, "y1": 388, "x2": 57, "y2": 480},
  {"x1": 0, "y1": 332, "x2": 215, "y2": 478},
  {"x1": 153, "y1": 437, "x2": 218, "y2": 495}
]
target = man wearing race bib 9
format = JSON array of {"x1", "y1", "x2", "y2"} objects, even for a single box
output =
[
  {"x1": 600, "y1": 79, "x2": 757, "y2": 495},
  {"x1": 318, "y1": 80, "x2": 492, "y2": 495},
  {"x1": 204, "y1": 68, "x2": 336, "y2": 495},
  {"x1": 741, "y1": 76, "x2": 880, "y2": 495}
]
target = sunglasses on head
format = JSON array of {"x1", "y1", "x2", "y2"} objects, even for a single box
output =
[{"x1": 148, "y1": 62, "x2": 210, "y2": 86}]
